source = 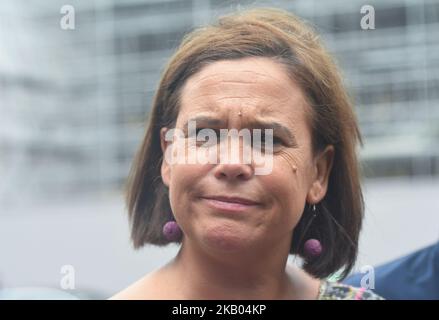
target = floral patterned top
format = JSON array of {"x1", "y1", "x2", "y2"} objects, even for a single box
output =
[{"x1": 317, "y1": 281, "x2": 384, "y2": 300}]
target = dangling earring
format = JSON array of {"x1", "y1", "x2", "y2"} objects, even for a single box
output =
[
  {"x1": 162, "y1": 217, "x2": 182, "y2": 242},
  {"x1": 303, "y1": 204, "x2": 322, "y2": 259}
]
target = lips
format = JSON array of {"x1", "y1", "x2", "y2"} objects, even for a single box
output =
[
  {"x1": 201, "y1": 195, "x2": 260, "y2": 205},
  {"x1": 200, "y1": 195, "x2": 261, "y2": 212}
]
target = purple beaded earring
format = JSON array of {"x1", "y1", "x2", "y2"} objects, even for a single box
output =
[
  {"x1": 162, "y1": 218, "x2": 182, "y2": 242},
  {"x1": 303, "y1": 204, "x2": 322, "y2": 259}
]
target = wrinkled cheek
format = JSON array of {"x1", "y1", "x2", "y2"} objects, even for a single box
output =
[
  {"x1": 167, "y1": 164, "x2": 190, "y2": 211},
  {"x1": 168, "y1": 161, "x2": 208, "y2": 219},
  {"x1": 278, "y1": 152, "x2": 311, "y2": 195},
  {"x1": 267, "y1": 162, "x2": 307, "y2": 229}
]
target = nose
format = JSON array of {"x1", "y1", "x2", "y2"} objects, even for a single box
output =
[
  {"x1": 213, "y1": 162, "x2": 253, "y2": 181},
  {"x1": 212, "y1": 133, "x2": 254, "y2": 181}
]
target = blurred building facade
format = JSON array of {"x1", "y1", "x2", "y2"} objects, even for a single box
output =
[{"x1": 1, "y1": 0, "x2": 439, "y2": 208}]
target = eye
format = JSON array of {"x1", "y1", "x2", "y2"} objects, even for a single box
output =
[
  {"x1": 260, "y1": 133, "x2": 283, "y2": 145},
  {"x1": 251, "y1": 133, "x2": 284, "y2": 154},
  {"x1": 187, "y1": 128, "x2": 217, "y2": 138},
  {"x1": 272, "y1": 136, "x2": 283, "y2": 145},
  {"x1": 193, "y1": 128, "x2": 221, "y2": 147},
  {"x1": 195, "y1": 128, "x2": 221, "y2": 137}
]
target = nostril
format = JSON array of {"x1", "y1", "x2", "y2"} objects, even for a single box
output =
[{"x1": 214, "y1": 163, "x2": 253, "y2": 181}]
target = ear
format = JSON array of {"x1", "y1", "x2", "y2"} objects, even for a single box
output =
[
  {"x1": 160, "y1": 127, "x2": 171, "y2": 188},
  {"x1": 306, "y1": 145, "x2": 335, "y2": 204}
]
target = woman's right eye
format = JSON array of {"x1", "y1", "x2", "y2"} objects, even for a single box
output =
[
  {"x1": 190, "y1": 128, "x2": 221, "y2": 146},
  {"x1": 195, "y1": 128, "x2": 220, "y2": 137}
]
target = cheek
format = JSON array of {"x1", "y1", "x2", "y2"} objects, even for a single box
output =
[
  {"x1": 267, "y1": 152, "x2": 310, "y2": 227},
  {"x1": 167, "y1": 163, "x2": 208, "y2": 217}
]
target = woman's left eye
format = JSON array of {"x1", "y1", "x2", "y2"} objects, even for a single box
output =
[
  {"x1": 260, "y1": 134, "x2": 283, "y2": 145},
  {"x1": 273, "y1": 137, "x2": 283, "y2": 145}
]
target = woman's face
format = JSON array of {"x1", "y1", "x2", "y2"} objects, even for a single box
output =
[{"x1": 160, "y1": 57, "x2": 333, "y2": 255}]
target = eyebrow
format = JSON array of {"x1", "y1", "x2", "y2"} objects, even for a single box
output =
[{"x1": 181, "y1": 116, "x2": 298, "y2": 147}]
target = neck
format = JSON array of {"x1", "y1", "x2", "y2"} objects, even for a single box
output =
[{"x1": 166, "y1": 236, "x2": 307, "y2": 299}]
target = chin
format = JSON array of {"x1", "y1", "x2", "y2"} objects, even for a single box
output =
[{"x1": 200, "y1": 223, "x2": 255, "y2": 253}]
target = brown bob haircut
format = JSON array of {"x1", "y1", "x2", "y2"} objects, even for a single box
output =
[{"x1": 125, "y1": 7, "x2": 364, "y2": 280}]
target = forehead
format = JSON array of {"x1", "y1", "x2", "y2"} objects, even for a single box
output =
[{"x1": 178, "y1": 57, "x2": 308, "y2": 121}]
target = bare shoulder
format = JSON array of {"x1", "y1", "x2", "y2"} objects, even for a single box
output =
[
  {"x1": 285, "y1": 263, "x2": 321, "y2": 300},
  {"x1": 109, "y1": 271, "x2": 163, "y2": 300}
]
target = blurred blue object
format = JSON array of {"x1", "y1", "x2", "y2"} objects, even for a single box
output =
[
  {"x1": 344, "y1": 240, "x2": 439, "y2": 299},
  {"x1": 0, "y1": 287, "x2": 80, "y2": 300}
]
